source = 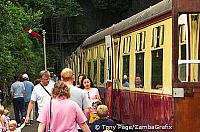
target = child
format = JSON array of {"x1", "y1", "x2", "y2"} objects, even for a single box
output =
[
  {"x1": 90, "y1": 105, "x2": 115, "y2": 132},
  {"x1": 6, "y1": 120, "x2": 25, "y2": 132},
  {"x1": 0, "y1": 105, "x2": 6, "y2": 132},
  {"x1": 89, "y1": 99, "x2": 102, "y2": 124},
  {"x1": 2, "y1": 109, "x2": 10, "y2": 130}
]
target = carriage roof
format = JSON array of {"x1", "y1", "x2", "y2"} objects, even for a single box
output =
[{"x1": 82, "y1": 0, "x2": 172, "y2": 47}]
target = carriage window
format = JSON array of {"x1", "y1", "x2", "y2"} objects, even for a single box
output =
[
  {"x1": 136, "y1": 53, "x2": 144, "y2": 88},
  {"x1": 93, "y1": 60, "x2": 97, "y2": 85},
  {"x1": 123, "y1": 36, "x2": 131, "y2": 53},
  {"x1": 136, "y1": 31, "x2": 146, "y2": 51},
  {"x1": 100, "y1": 60, "x2": 105, "y2": 83},
  {"x1": 106, "y1": 47, "x2": 112, "y2": 81},
  {"x1": 87, "y1": 62, "x2": 91, "y2": 77},
  {"x1": 180, "y1": 24, "x2": 186, "y2": 43},
  {"x1": 152, "y1": 25, "x2": 164, "y2": 48},
  {"x1": 151, "y1": 49, "x2": 163, "y2": 89},
  {"x1": 122, "y1": 55, "x2": 130, "y2": 87},
  {"x1": 178, "y1": 14, "x2": 200, "y2": 82},
  {"x1": 178, "y1": 44, "x2": 187, "y2": 81}
]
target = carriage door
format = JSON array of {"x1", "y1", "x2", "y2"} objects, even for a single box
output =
[
  {"x1": 112, "y1": 37, "x2": 121, "y2": 120},
  {"x1": 174, "y1": 13, "x2": 200, "y2": 132}
]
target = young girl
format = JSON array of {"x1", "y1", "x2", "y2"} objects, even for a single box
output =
[
  {"x1": 2, "y1": 109, "x2": 10, "y2": 130},
  {"x1": 0, "y1": 105, "x2": 6, "y2": 132}
]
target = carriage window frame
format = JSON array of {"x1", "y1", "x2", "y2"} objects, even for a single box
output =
[{"x1": 177, "y1": 13, "x2": 200, "y2": 82}]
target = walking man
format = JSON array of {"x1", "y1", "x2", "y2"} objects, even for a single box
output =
[
  {"x1": 61, "y1": 68, "x2": 91, "y2": 119},
  {"x1": 10, "y1": 75, "x2": 26, "y2": 126},
  {"x1": 25, "y1": 70, "x2": 54, "y2": 124},
  {"x1": 22, "y1": 73, "x2": 34, "y2": 124}
]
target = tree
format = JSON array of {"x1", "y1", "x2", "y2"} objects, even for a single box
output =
[{"x1": 0, "y1": 0, "x2": 43, "y2": 85}]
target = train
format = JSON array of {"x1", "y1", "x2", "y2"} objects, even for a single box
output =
[{"x1": 65, "y1": 0, "x2": 200, "y2": 131}]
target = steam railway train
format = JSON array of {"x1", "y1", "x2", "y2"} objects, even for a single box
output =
[{"x1": 66, "y1": 0, "x2": 200, "y2": 131}]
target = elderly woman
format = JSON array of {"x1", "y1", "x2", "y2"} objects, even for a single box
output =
[{"x1": 37, "y1": 81, "x2": 90, "y2": 132}]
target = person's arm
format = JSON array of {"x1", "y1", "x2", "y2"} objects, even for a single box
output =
[
  {"x1": 25, "y1": 100, "x2": 35, "y2": 123},
  {"x1": 38, "y1": 122, "x2": 45, "y2": 132},
  {"x1": 22, "y1": 83, "x2": 26, "y2": 96},
  {"x1": 83, "y1": 108, "x2": 90, "y2": 120},
  {"x1": 95, "y1": 88, "x2": 101, "y2": 100},
  {"x1": 10, "y1": 85, "x2": 14, "y2": 99},
  {"x1": 79, "y1": 122, "x2": 91, "y2": 132},
  {"x1": 0, "y1": 117, "x2": 6, "y2": 132},
  {"x1": 82, "y1": 92, "x2": 91, "y2": 120}
]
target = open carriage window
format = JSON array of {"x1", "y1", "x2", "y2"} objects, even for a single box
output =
[
  {"x1": 93, "y1": 60, "x2": 97, "y2": 85},
  {"x1": 135, "y1": 53, "x2": 144, "y2": 88},
  {"x1": 122, "y1": 55, "x2": 130, "y2": 87},
  {"x1": 122, "y1": 36, "x2": 131, "y2": 87},
  {"x1": 151, "y1": 49, "x2": 163, "y2": 89},
  {"x1": 87, "y1": 61, "x2": 91, "y2": 77},
  {"x1": 100, "y1": 60, "x2": 105, "y2": 84},
  {"x1": 178, "y1": 14, "x2": 200, "y2": 82}
]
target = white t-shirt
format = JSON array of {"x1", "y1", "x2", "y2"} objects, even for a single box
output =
[{"x1": 31, "y1": 81, "x2": 54, "y2": 116}]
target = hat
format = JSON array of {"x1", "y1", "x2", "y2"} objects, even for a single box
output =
[{"x1": 22, "y1": 74, "x2": 29, "y2": 80}]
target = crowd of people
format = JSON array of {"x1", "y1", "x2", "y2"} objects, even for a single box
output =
[{"x1": 0, "y1": 68, "x2": 117, "y2": 132}]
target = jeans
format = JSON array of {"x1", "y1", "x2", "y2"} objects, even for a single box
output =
[{"x1": 13, "y1": 97, "x2": 26, "y2": 124}]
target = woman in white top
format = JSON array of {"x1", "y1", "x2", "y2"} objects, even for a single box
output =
[{"x1": 80, "y1": 75, "x2": 101, "y2": 123}]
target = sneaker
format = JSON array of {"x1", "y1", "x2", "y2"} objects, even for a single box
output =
[{"x1": 21, "y1": 117, "x2": 25, "y2": 124}]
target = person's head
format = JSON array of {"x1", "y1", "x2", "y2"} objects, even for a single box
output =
[
  {"x1": 80, "y1": 75, "x2": 94, "y2": 89},
  {"x1": 4, "y1": 109, "x2": 9, "y2": 116},
  {"x1": 61, "y1": 68, "x2": 73, "y2": 82},
  {"x1": 22, "y1": 73, "x2": 29, "y2": 81},
  {"x1": 39, "y1": 70, "x2": 50, "y2": 86},
  {"x1": 0, "y1": 105, "x2": 4, "y2": 115},
  {"x1": 9, "y1": 120, "x2": 17, "y2": 131},
  {"x1": 97, "y1": 105, "x2": 109, "y2": 118},
  {"x1": 13, "y1": 75, "x2": 19, "y2": 81},
  {"x1": 34, "y1": 78, "x2": 41, "y2": 85},
  {"x1": 77, "y1": 74, "x2": 83, "y2": 86},
  {"x1": 52, "y1": 81, "x2": 70, "y2": 99},
  {"x1": 92, "y1": 99, "x2": 102, "y2": 109},
  {"x1": 135, "y1": 76, "x2": 142, "y2": 86}
]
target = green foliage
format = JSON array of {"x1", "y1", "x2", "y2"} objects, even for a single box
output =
[
  {"x1": 54, "y1": 0, "x2": 82, "y2": 16},
  {"x1": 0, "y1": 0, "x2": 43, "y2": 85},
  {"x1": 91, "y1": 0, "x2": 129, "y2": 12},
  {"x1": 12, "y1": 0, "x2": 83, "y2": 17}
]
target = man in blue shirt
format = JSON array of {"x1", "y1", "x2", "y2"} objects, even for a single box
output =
[
  {"x1": 10, "y1": 75, "x2": 26, "y2": 126},
  {"x1": 22, "y1": 74, "x2": 34, "y2": 124}
]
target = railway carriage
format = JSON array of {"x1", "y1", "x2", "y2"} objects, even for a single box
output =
[{"x1": 66, "y1": 0, "x2": 200, "y2": 131}]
